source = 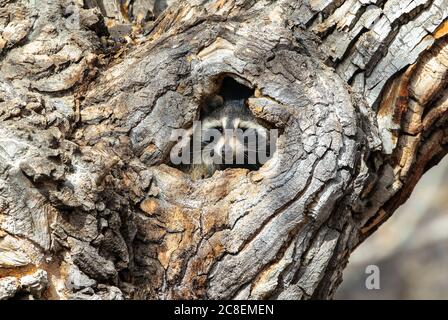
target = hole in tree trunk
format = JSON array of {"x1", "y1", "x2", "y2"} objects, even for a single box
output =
[{"x1": 168, "y1": 76, "x2": 278, "y2": 180}]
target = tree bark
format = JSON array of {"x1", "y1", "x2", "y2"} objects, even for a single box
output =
[{"x1": 0, "y1": 0, "x2": 447, "y2": 300}]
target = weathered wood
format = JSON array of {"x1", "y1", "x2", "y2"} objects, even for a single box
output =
[{"x1": 0, "y1": 0, "x2": 447, "y2": 300}]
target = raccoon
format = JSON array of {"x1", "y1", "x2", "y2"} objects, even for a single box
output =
[{"x1": 186, "y1": 95, "x2": 271, "y2": 180}]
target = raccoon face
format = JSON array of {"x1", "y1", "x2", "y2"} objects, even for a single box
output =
[
  {"x1": 199, "y1": 95, "x2": 269, "y2": 168},
  {"x1": 170, "y1": 93, "x2": 275, "y2": 180}
]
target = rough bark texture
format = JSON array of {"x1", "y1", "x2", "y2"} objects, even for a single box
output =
[{"x1": 0, "y1": 0, "x2": 447, "y2": 300}]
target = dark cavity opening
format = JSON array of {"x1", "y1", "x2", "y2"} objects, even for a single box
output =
[{"x1": 218, "y1": 77, "x2": 254, "y2": 101}]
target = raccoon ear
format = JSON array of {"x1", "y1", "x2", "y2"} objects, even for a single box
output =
[{"x1": 203, "y1": 95, "x2": 224, "y2": 113}]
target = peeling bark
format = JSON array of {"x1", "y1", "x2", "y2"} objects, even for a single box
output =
[{"x1": 0, "y1": 0, "x2": 447, "y2": 300}]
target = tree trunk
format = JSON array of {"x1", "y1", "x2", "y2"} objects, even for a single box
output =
[{"x1": 0, "y1": 0, "x2": 447, "y2": 300}]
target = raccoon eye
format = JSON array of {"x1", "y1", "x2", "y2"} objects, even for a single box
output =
[
  {"x1": 212, "y1": 127, "x2": 224, "y2": 133},
  {"x1": 239, "y1": 127, "x2": 251, "y2": 134}
]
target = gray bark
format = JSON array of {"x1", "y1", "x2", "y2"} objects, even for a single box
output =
[{"x1": 0, "y1": 0, "x2": 447, "y2": 300}]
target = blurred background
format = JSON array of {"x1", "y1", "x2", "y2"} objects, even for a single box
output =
[{"x1": 336, "y1": 156, "x2": 448, "y2": 299}]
